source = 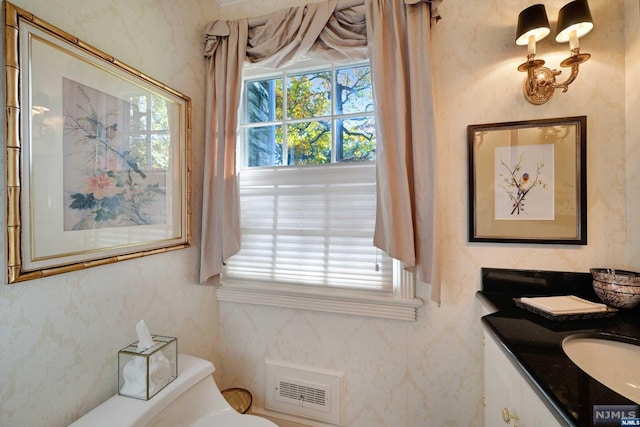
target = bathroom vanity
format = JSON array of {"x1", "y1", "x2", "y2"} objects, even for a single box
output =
[{"x1": 478, "y1": 268, "x2": 640, "y2": 427}]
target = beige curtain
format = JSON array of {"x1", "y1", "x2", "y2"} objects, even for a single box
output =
[
  {"x1": 201, "y1": 0, "x2": 442, "y2": 301},
  {"x1": 406, "y1": 0, "x2": 443, "y2": 21},
  {"x1": 367, "y1": 0, "x2": 441, "y2": 302},
  {"x1": 246, "y1": 0, "x2": 336, "y2": 67},
  {"x1": 200, "y1": 20, "x2": 247, "y2": 282},
  {"x1": 200, "y1": 1, "x2": 368, "y2": 282}
]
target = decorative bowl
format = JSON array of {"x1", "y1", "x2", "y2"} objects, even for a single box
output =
[
  {"x1": 590, "y1": 268, "x2": 640, "y2": 309},
  {"x1": 590, "y1": 268, "x2": 640, "y2": 286},
  {"x1": 592, "y1": 282, "x2": 640, "y2": 309}
]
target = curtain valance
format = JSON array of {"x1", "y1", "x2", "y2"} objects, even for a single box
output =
[
  {"x1": 203, "y1": 0, "x2": 443, "y2": 61},
  {"x1": 203, "y1": 1, "x2": 368, "y2": 68}
]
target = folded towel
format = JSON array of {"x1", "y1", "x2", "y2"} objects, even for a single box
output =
[{"x1": 519, "y1": 295, "x2": 608, "y2": 315}]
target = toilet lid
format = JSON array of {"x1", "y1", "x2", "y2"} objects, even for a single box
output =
[{"x1": 192, "y1": 412, "x2": 278, "y2": 427}]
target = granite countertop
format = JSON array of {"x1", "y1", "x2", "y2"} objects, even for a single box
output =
[{"x1": 479, "y1": 268, "x2": 640, "y2": 427}]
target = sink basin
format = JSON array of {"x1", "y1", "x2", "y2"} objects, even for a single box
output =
[{"x1": 562, "y1": 334, "x2": 640, "y2": 404}]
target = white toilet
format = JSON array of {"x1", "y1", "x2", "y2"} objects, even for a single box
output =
[{"x1": 69, "y1": 354, "x2": 278, "y2": 427}]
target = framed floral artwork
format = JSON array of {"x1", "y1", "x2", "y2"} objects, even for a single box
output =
[
  {"x1": 4, "y1": 2, "x2": 191, "y2": 283},
  {"x1": 467, "y1": 116, "x2": 587, "y2": 244}
]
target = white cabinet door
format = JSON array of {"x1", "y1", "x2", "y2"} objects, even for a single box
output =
[
  {"x1": 521, "y1": 382, "x2": 563, "y2": 427},
  {"x1": 483, "y1": 330, "x2": 563, "y2": 427},
  {"x1": 485, "y1": 332, "x2": 523, "y2": 427}
]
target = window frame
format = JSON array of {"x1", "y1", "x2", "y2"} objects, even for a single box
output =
[{"x1": 218, "y1": 259, "x2": 421, "y2": 321}]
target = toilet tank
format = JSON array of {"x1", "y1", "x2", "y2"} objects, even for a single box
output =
[{"x1": 70, "y1": 354, "x2": 228, "y2": 427}]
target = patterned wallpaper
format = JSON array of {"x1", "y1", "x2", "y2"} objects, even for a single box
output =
[
  {"x1": 0, "y1": 1, "x2": 220, "y2": 426},
  {"x1": 216, "y1": 0, "x2": 633, "y2": 426},
  {"x1": 0, "y1": 0, "x2": 636, "y2": 427}
]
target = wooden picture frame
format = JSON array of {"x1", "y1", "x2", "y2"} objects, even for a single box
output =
[{"x1": 468, "y1": 116, "x2": 586, "y2": 244}]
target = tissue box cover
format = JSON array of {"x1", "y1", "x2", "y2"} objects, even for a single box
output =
[{"x1": 118, "y1": 335, "x2": 177, "y2": 400}]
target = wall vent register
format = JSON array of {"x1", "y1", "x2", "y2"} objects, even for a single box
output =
[
  {"x1": 277, "y1": 380, "x2": 328, "y2": 409},
  {"x1": 265, "y1": 360, "x2": 344, "y2": 425}
]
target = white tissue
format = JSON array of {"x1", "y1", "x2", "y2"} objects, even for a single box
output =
[
  {"x1": 120, "y1": 320, "x2": 172, "y2": 399},
  {"x1": 135, "y1": 319, "x2": 155, "y2": 349}
]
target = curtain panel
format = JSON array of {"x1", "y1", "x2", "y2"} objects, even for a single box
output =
[
  {"x1": 200, "y1": 19, "x2": 247, "y2": 283},
  {"x1": 406, "y1": 0, "x2": 443, "y2": 21},
  {"x1": 200, "y1": 0, "x2": 441, "y2": 302},
  {"x1": 367, "y1": 0, "x2": 440, "y2": 302}
]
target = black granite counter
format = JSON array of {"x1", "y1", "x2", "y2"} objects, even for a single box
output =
[{"x1": 479, "y1": 268, "x2": 640, "y2": 427}]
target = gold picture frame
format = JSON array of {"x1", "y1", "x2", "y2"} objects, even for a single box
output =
[
  {"x1": 4, "y1": 2, "x2": 191, "y2": 284},
  {"x1": 467, "y1": 116, "x2": 586, "y2": 244}
]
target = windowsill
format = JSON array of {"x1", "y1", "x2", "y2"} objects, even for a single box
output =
[{"x1": 216, "y1": 281, "x2": 423, "y2": 321}]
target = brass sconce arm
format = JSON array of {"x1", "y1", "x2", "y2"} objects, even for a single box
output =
[{"x1": 517, "y1": 49, "x2": 590, "y2": 104}]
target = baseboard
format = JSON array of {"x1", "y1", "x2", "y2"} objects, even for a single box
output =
[{"x1": 252, "y1": 406, "x2": 341, "y2": 427}]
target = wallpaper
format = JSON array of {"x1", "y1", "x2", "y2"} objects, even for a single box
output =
[
  {"x1": 216, "y1": 0, "x2": 632, "y2": 426},
  {"x1": 0, "y1": 1, "x2": 220, "y2": 426},
  {"x1": 0, "y1": 0, "x2": 636, "y2": 427}
]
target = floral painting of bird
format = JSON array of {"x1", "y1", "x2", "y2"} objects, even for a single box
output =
[
  {"x1": 497, "y1": 152, "x2": 549, "y2": 217},
  {"x1": 63, "y1": 78, "x2": 164, "y2": 230}
]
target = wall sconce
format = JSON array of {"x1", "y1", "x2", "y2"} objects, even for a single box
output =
[{"x1": 515, "y1": 0, "x2": 594, "y2": 104}]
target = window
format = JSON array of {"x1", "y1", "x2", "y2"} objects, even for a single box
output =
[
  {"x1": 240, "y1": 64, "x2": 376, "y2": 167},
  {"x1": 218, "y1": 62, "x2": 421, "y2": 321}
]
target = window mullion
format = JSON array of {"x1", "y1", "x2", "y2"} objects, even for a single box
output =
[
  {"x1": 282, "y1": 71, "x2": 288, "y2": 166},
  {"x1": 331, "y1": 63, "x2": 337, "y2": 163}
]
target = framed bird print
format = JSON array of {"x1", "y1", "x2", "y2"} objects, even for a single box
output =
[
  {"x1": 4, "y1": 2, "x2": 191, "y2": 283},
  {"x1": 467, "y1": 116, "x2": 586, "y2": 244}
]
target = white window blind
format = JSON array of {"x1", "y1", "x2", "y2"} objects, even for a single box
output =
[{"x1": 223, "y1": 161, "x2": 393, "y2": 293}]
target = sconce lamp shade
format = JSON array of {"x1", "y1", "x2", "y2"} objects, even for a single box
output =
[
  {"x1": 555, "y1": 0, "x2": 593, "y2": 43},
  {"x1": 515, "y1": 4, "x2": 551, "y2": 45}
]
